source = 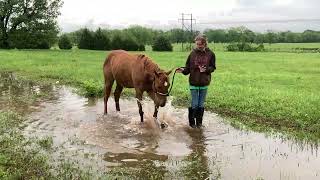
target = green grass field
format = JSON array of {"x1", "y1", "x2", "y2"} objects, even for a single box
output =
[{"x1": 0, "y1": 48, "x2": 319, "y2": 137}]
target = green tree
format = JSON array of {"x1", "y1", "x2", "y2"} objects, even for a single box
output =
[
  {"x1": 254, "y1": 33, "x2": 265, "y2": 44},
  {"x1": 227, "y1": 27, "x2": 241, "y2": 42},
  {"x1": 110, "y1": 31, "x2": 141, "y2": 51},
  {"x1": 152, "y1": 35, "x2": 172, "y2": 51},
  {"x1": 65, "y1": 29, "x2": 82, "y2": 46},
  {"x1": 168, "y1": 28, "x2": 187, "y2": 43},
  {"x1": 125, "y1": 25, "x2": 153, "y2": 45},
  {"x1": 301, "y1": 30, "x2": 320, "y2": 43},
  {"x1": 93, "y1": 27, "x2": 110, "y2": 50},
  {"x1": 284, "y1": 31, "x2": 301, "y2": 43},
  {"x1": 0, "y1": 0, "x2": 62, "y2": 49},
  {"x1": 226, "y1": 26, "x2": 255, "y2": 43},
  {"x1": 58, "y1": 34, "x2": 72, "y2": 49},
  {"x1": 277, "y1": 32, "x2": 286, "y2": 43},
  {"x1": 242, "y1": 29, "x2": 255, "y2": 43},
  {"x1": 265, "y1": 30, "x2": 278, "y2": 44},
  {"x1": 110, "y1": 32, "x2": 123, "y2": 50},
  {"x1": 204, "y1": 29, "x2": 227, "y2": 43},
  {"x1": 78, "y1": 28, "x2": 94, "y2": 49},
  {"x1": 122, "y1": 36, "x2": 139, "y2": 51},
  {"x1": 9, "y1": 19, "x2": 58, "y2": 49}
]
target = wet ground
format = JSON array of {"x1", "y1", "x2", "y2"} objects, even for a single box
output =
[{"x1": 1, "y1": 72, "x2": 320, "y2": 179}]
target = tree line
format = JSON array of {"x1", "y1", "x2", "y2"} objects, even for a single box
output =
[
  {"x1": 59, "y1": 26, "x2": 176, "y2": 51},
  {"x1": 59, "y1": 26, "x2": 320, "y2": 51},
  {"x1": 204, "y1": 26, "x2": 320, "y2": 44},
  {"x1": 1, "y1": 0, "x2": 320, "y2": 50}
]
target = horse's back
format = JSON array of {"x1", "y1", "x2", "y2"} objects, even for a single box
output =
[
  {"x1": 103, "y1": 50, "x2": 143, "y2": 88},
  {"x1": 104, "y1": 50, "x2": 133, "y2": 67}
]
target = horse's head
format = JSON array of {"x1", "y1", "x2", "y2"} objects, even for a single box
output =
[{"x1": 153, "y1": 69, "x2": 173, "y2": 107}]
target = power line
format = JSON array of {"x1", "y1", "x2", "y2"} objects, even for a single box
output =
[
  {"x1": 198, "y1": 18, "x2": 320, "y2": 25},
  {"x1": 178, "y1": 13, "x2": 196, "y2": 51}
]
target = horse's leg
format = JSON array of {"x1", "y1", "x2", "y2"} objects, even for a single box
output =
[
  {"x1": 114, "y1": 84, "x2": 123, "y2": 111},
  {"x1": 104, "y1": 78, "x2": 114, "y2": 114},
  {"x1": 135, "y1": 89, "x2": 144, "y2": 123},
  {"x1": 147, "y1": 91, "x2": 162, "y2": 127},
  {"x1": 146, "y1": 90, "x2": 157, "y2": 117},
  {"x1": 153, "y1": 105, "x2": 159, "y2": 118}
]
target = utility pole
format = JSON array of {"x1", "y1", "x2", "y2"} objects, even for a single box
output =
[{"x1": 178, "y1": 13, "x2": 196, "y2": 51}]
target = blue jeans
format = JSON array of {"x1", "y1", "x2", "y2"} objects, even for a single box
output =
[{"x1": 190, "y1": 89, "x2": 207, "y2": 109}]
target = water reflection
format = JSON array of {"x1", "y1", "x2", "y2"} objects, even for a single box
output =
[
  {"x1": 105, "y1": 151, "x2": 168, "y2": 179},
  {"x1": 181, "y1": 128, "x2": 212, "y2": 179}
]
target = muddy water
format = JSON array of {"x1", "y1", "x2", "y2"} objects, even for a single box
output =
[{"x1": 1, "y1": 73, "x2": 320, "y2": 179}]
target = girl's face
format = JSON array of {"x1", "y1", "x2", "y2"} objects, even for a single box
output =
[{"x1": 196, "y1": 40, "x2": 205, "y2": 51}]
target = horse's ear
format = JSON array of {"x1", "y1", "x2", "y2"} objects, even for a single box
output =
[
  {"x1": 138, "y1": 54, "x2": 145, "y2": 59},
  {"x1": 166, "y1": 68, "x2": 174, "y2": 75},
  {"x1": 154, "y1": 70, "x2": 160, "y2": 77}
]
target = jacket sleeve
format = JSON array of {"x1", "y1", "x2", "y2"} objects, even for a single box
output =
[
  {"x1": 182, "y1": 54, "x2": 191, "y2": 75},
  {"x1": 206, "y1": 52, "x2": 216, "y2": 74}
]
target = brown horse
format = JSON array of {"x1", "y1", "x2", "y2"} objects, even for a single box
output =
[{"x1": 103, "y1": 50, "x2": 172, "y2": 126}]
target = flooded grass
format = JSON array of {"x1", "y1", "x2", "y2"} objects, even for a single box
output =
[
  {"x1": 0, "y1": 73, "x2": 103, "y2": 179},
  {"x1": 38, "y1": 136, "x2": 54, "y2": 150},
  {"x1": 0, "y1": 111, "x2": 51, "y2": 179}
]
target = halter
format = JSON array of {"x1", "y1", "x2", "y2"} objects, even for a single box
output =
[{"x1": 152, "y1": 69, "x2": 178, "y2": 96}]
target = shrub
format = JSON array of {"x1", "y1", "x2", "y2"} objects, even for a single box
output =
[
  {"x1": 255, "y1": 44, "x2": 265, "y2": 52},
  {"x1": 122, "y1": 36, "x2": 140, "y2": 51},
  {"x1": 82, "y1": 80, "x2": 103, "y2": 97},
  {"x1": 58, "y1": 34, "x2": 73, "y2": 50},
  {"x1": 138, "y1": 44, "x2": 145, "y2": 51},
  {"x1": 152, "y1": 36, "x2": 173, "y2": 51},
  {"x1": 225, "y1": 42, "x2": 265, "y2": 52},
  {"x1": 36, "y1": 41, "x2": 50, "y2": 49},
  {"x1": 225, "y1": 43, "x2": 239, "y2": 51},
  {"x1": 110, "y1": 34, "x2": 142, "y2": 51}
]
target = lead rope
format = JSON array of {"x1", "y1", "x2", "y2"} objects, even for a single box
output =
[
  {"x1": 166, "y1": 68, "x2": 178, "y2": 96},
  {"x1": 154, "y1": 67, "x2": 184, "y2": 96}
]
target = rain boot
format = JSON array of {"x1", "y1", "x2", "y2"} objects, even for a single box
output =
[
  {"x1": 196, "y1": 107, "x2": 204, "y2": 128},
  {"x1": 188, "y1": 107, "x2": 196, "y2": 128}
]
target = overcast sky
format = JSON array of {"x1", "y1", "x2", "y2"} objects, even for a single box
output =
[{"x1": 58, "y1": 0, "x2": 320, "y2": 32}]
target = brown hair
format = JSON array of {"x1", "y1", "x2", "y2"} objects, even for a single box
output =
[{"x1": 194, "y1": 34, "x2": 207, "y2": 46}]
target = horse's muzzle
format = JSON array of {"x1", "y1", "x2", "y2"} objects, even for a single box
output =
[{"x1": 159, "y1": 103, "x2": 166, "y2": 107}]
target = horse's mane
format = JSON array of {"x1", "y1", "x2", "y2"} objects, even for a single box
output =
[{"x1": 137, "y1": 54, "x2": 160, "y2": 73}]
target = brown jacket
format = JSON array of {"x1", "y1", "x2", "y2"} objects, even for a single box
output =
[{"x1": 182, "y1": 47, "x2": 216, "y2": 86}]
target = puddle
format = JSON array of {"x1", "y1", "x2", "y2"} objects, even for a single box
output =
[
  {"x1": 0, "y1": 72, "x2": 59, "y2": 114},
  {"x1": 1, "y1": 72, "x2": 320, "y2": 179}
]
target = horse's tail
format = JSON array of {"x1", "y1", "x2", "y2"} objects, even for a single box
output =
[
  {"x1": 103, "y1": 52, "x2": 114, "y2": 68},
  {"x1": 103, "y1": 51, "x2": 117, "y2": 84}
]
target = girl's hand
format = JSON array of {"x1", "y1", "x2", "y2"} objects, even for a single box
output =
[
  {"x1": 176, "y1": 67, "x2": 185, "y2": 73},
  {"x1": 199, "y1": 65, "x2": 206, "y2": 72}
]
